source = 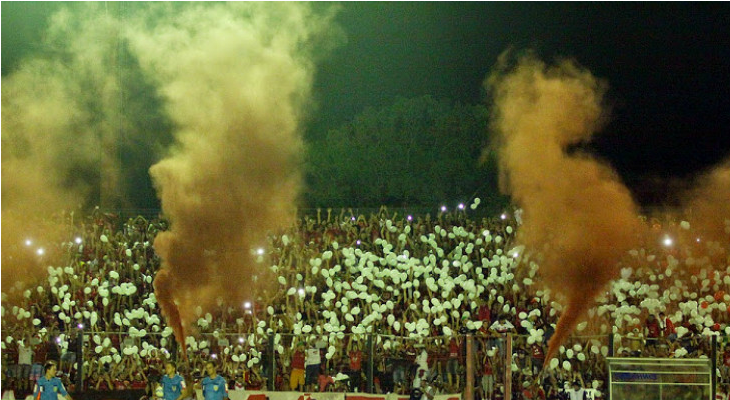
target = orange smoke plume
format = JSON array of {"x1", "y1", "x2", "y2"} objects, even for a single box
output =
[{"x1": 486, "y1": 53, "x2": 643, "y2": 361}]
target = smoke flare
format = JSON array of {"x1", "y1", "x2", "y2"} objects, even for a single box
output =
[
  {"x1": 487, "y1": 53, "x2": 643, "y2": 361},
  {"x1": 125, "y1": 2, "x2": 336, "y2": 351},
  {"x1": 683, "y1": 160, "x2": 730, "y2": 244},
  {"x1": 1, "y1": 6, "x2": 129, "y2": 295}
]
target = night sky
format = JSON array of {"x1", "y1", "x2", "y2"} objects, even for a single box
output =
[
  {"x1": 309, "y1": 3, "x2": 730, "y2": 184},
  {"x1": 3, "y1": 2, "x2": 730, "y2": 208}
]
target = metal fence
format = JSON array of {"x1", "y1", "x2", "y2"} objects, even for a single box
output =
[{"x1": 5, "y1": 328, "x2": 727, "y2": 399}]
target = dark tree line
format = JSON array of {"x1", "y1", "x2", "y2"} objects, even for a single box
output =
[{"x1": 305, "y1": 95, "x2": 507, "y2": 212}]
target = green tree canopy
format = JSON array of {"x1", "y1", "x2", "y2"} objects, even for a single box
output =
[{"x1": 305, "y1": 96, "x2": 506, "y2": 211}]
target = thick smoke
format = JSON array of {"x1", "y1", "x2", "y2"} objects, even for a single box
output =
[
  {"x1": 683, "y1": 160, "x2": 730, "y2": 244},
  {"x1": 487, "y1": 54, "x2": 643, "y2": 361},
  {"x1": 125, "y1": 3, "x2": 336, "y2": 350},
  {"x1": 2, "y1": 6, "x2": 130, "y2": 295},
  {"x1": 2, "y1": 3, "x2": 335, "y2": 339}
]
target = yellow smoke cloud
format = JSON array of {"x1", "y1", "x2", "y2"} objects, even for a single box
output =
[{"x1": 125, "y1": 2, "x2": 338, "y2": 350}]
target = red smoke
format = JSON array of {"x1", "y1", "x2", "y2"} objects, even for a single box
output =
[
  {"x1": 487, "y1": 53, "x2": 644, "y2": 362},
  {"x1": 683, "y1": 160, "x2": 730, "y2": 244}
]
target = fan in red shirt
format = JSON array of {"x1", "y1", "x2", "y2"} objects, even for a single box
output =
[
  {"x1": 658, "y1": 312, "x2": 677, "y2": 343},
  {"x1": 317, "y1": 372, "x2": 335, "y2": 392},
  {"x1": 478, "y1": 303, "x2": 492, "y2": 324},
  {"x1": 446, "y1": 338, "x2": 461, "y2": 390},
  {"x1": 289, "y1": 343, "x2": 306, "y2": 391},
  {"x1": 644, "y1": 314, "x2": 661, "y2": 353},
  {"x1": 481, "y1": 356, "x2": 494, "y2": 400},
  {"x1": 348, "y1": 346, "x2": 363, "y2": 392},
  {"x1": 530, "y1": 343, "x2": 545, "y2": 375}
]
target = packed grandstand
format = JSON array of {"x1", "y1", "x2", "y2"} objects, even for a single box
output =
[{"x1": 2, "y1": 203, "x2": 730, "y2": 400}]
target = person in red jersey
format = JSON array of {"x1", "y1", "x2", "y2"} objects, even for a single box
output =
[
  {"x1": 347, "y1": 343, "x2": 363, "y2": 392},
  {"x1": 530, "y1": 343, "x2": 545, "y2": 376},
  {"x1": 481, "y1": 355, "x2": 495, "y2": 400},
  {"x1": 658, "y1": 312, "x2": 677, "y2": 343},
  {"x1": 446, "y1": 338, "x2": 461, "y2": 390},
  {"x1": 644, "y1": 314, "x2": 661, "y2": 355},
  {"x1": 289, "y1": 342, "x2": 305, "y2": 391}
]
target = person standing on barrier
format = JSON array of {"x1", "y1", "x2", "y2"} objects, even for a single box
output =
[
  {"x1": 17, "y1": 336, "x2": 34, "y2": 394},
  {"x1": 33, "y1": 362, "x2": 71, "y2": 400},
  {"x1": 481, "y1": 354, "x2": 494, "y2": 400},
  {"x1": 529, "y1": 342, "x2": 545, "y2": 376},
  {"x1": 489, "y1": 316, "x2": 514, "y2": 358},
  {"x1": 197, "y1": 362, "x2": 228, "y2": 400},
  {"x1": 347, "y1": 342, "x2": 363, "y2": 392},
  {"x1": 644, "y1": 314, "x2": 661, "y2": 356},
  {"x1": 305, "y1": 343, "x2": 321, "y2": 391},
  {"x1": 289, "y1": 342, "x2": 306, "y2": 391},
  {"x1": 60, "y1": 334, "x2": 77, "y2": 375},
  {"x1": 658, "y1": 312, "x2": 676, "y2": 343},
  {"x1": 161, "y1": 362, "x2": 186, "y2": 400},
  {"x1": 446, "y1": 338, "x2": 461, "y2": 391},
  {"x1": 393, "y1": 354, "x2": 407, "y2": 394}
]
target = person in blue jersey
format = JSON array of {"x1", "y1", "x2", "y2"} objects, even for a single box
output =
[
  {"x1": 160, "y1": 362, "x2": 186, "y2": 400},
  {"x1": 196, "y1": 362, "x2": 227, "y2": 400},
  {"x1": 33, "y1": 362, "x2": 71, "y2": 400}
]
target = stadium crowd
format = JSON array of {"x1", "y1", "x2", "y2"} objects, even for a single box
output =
[{"x1": 2, "y1": 201, "x2": 729, "y2": 400}]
